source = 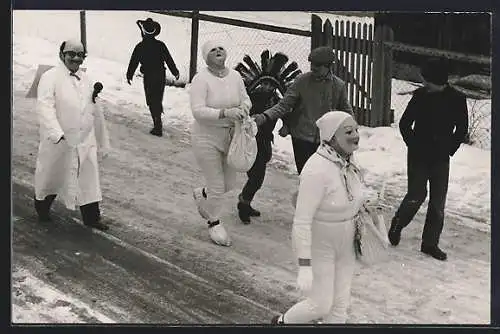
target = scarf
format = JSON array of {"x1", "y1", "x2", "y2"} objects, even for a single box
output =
[
  {"x1": 316, "y1": 143, "x2": 362, "y2": 202},
  {"x1": 316, "y1": 143, "x2": 366, "y2": 256}
]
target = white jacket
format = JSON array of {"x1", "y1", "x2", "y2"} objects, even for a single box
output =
[
  {"x1": 34, "y1": 62, "x2": 110, "y2": 209},
  {"x1": 292, "y1": 145, "x2": 368, "y2": 259},
  {"x1": 189, "y1": 67, "x2": 252, "y2": 128}
]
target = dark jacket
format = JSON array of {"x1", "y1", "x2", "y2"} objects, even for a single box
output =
[
  {"x1": 399, "y1": 85, "x2": 469, "y2": 161},
  {"x1": 126, "y1": 38, "x2": 179, "y2": 80},
  {"x1": 263, "y1": 72, "x2": 352, "y2": 144},
  {"x1": 248, "y1": 89, "x2": 279, "y2": 142}
]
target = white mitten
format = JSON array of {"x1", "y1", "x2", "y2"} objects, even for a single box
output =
[
  {"x1": 296, "y1": 266, "x2": 313, "y2": 293},
  {"x1": 223, "y1": 107, "x2": 246, "y2": 121}
]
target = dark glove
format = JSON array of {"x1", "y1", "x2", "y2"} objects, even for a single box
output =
[
  {"x1": 92, "y1": 82, "x2": 103, "y2": 103},
  {"x1": 278, "y1": 124, "x2": 290, "y2": 137},
  {"x1": 252, "y1": 113, "x2": 268, "y2": 127}
]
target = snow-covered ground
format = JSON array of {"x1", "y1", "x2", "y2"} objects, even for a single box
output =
[
  {"x1": 12, "y1": 10, "x2": 491, "y2": 323},
  {"x1": 12, "y1": 267, "x2": 115, "y2": 323}
]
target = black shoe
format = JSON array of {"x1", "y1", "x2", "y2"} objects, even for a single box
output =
[
  {"x1": 248, "y1": 206, "x2": 261, "y2": 217},
  {"x1": 237, "y1": 202, "x2": 251, "y2": 224},
  {"x1": 84, "y1": 220, "x2": 110, "y2": 231},
  {"x1": 34, "y1": 195, "x2": 55, "y2": 222},
  {"x1": 271, "y1": 315, "x2": 284, "y2": 325},
  {"x1": 388, "y1": 217, "x2": 403, "y2": 246},
  {"x1": 150, "y1": 128, "x2": 163, "y2": 137},
  {"x1": 421, "y1": 245, "x2": 447, "y2": 261}
]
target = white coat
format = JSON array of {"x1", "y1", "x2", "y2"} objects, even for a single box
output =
[{"x1": 34, "y1": 62, "x2": 110, "y2": 210}]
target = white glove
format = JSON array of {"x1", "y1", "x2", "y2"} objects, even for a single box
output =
[
  {"x1": 224, "y1": 107, "x2": 246, "y2": 121},
  {"x1": 296, "y1": 266, "x2": 313, "y2": 293}
]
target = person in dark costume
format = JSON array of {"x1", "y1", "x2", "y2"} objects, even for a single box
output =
[
  {"x1": 387, "y1": 58, "x2": 469, "y2": 261},
  {"x1": 252, "y1": 46, "x2": 353, "y2": 176},
  {"x1": 126, "y1": 18, "x2": 180, "y2": 137},
  {"x1": 234, "y1": 51, "x2": 302, "y2": 223}
]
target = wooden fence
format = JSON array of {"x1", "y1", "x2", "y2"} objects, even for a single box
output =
[
  {"x1": 151, "y1": 11, "x2": 390, "y2": 127},
  {"x1": 311, "y1": 15, "x2": 393, "y2": 127}
]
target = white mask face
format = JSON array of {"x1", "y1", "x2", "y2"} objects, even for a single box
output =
[
  {"x1": 60, "y1": 40, "x2": 85, "y2": 73},
  {"x1": 206, "y1": 46, "x2": 226, "y2": 67},
  {"x1": 328, "y1": 117, "x2": 360, "y2": 155}
]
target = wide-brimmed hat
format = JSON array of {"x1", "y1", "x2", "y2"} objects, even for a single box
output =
[{"x1": 137, "y1": 18, "x2": 161, "y2": 37}]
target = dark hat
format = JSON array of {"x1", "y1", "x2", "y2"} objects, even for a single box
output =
[
  {"x1": 420, "y1": 58, "x2": 449, "y2": 85},
  {"x1": 137, "y1": 18, "x2": 161, "y2": 37},
  {"x1": 308, "y1": 46, "x2": 335, "y2": 65}
]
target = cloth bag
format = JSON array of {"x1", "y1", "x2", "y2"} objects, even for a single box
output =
[
  {"x1": 354, "y1": 203, "x2": 390, "y2": 266},
  {"x1": 227, "y1": 116, "x2": 258, "y2": 172}
]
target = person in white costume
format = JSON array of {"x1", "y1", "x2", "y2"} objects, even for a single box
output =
[
  {"x1": 189, "y1": 40, "x2": 252, "y2": 246},
  {"x1": 34, "y1": 39, "x2": 111, "y2": 231},
  {"x1": 271, "y1": 111, "x2": 366, "y2": 324}
]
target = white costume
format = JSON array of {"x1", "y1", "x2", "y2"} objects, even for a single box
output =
[
  {"x1": 189, "y1": 66, "x2": 251, "y2": 222},
  {"x1": 34, "y1": 62, "x2": 110, "y2": 210},
  {"x1": 284, "y1": 112, "x2": 367, "y2": 324}
]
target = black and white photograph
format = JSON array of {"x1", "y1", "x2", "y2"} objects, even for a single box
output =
[{"x1": 11, "y1": 8, "x2": 492, "y2": 325}]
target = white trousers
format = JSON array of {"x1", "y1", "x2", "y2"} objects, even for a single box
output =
[
  {"x1": 285, "y1": 219, "x2": 357, "y2": 323},
  {"x1": 191, "y1": 122, "x2": 237, "y2": 222}
]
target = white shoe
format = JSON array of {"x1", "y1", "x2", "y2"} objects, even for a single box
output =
[
  {"x1": 208, "y1": 222, "x2": 232, "y2": 246},
  {"x1": 193, "y1": 187, "x2": 209, "y2": 220}
]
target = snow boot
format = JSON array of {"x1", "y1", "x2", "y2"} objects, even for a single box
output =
[
  {"x1": 388, "y1": 217, "x2": 403, "y2": 246},
  {"x1": 34, "y1": 194, "x2": 57, "y2": 222},
  {"x1": 80, "y1": 202, "x2": 109, "y2": 231}
]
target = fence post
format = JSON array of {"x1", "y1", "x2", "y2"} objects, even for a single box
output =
[
  {"x1": 311, "y1": 14, "x2": 323, "y2": 51},
  {"x1": 189, "y1": 10, "x2": 200, "y2": 82},
  {"x1": 371, "y1": 24, "x2": 386, "y2": 127},
  {"x1": 323, "y1": 19, "x2": 334, "y2": 48},
  {"x1": 382, "y1": 26, "x2": 394, "y2": 126},
  {"x1": 80, "y1": 11, "x2": 87, "y2": 52}
]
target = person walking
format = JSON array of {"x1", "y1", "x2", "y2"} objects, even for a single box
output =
[
  {"x1": 126, "y1": 17, "x2": 180, "y2": 137},
  {"x1": 34, "y1": 39, "x2": 111, "y2": 231},
  {"x1": 190, "y1": 40, "x2": 252, "y2": 246},
  {"x1": 271, "y1": 111, "x2": 366, "y2": 324},
  {"x1": 252, "y1": 46, "x2": 353, "y2": 176},
  {"x1": 387, "y1": 58, "x2": 469, "y2": 261},
  {"x1": 235, "y1": 51, "x2": 301, "y2": 223}
]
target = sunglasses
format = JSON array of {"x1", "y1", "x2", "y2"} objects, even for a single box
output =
[{"x1": 63, "y1": 50, "x2": 86, "y2": 58}]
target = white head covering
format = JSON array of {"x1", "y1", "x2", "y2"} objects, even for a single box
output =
[
  {"x1": 201, "y1": 40, "x2": 225, "y2": 63},
  {"x1": 316, "y1": 111, "x2": 353, "y2": 142}
]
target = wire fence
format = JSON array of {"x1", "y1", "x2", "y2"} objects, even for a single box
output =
[{"x1": 196, "y1": 20, "x2": 311, "y2": 75}]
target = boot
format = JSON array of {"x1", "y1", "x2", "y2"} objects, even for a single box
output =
[
  {"x1": 421, "y1": 244, "x2": 447, "y2": 261},
  {"x1": 34, "y1": 194, "x2": 57, "y2": 222},
  {"x1": 237, "y1": 194, "x2": 261, "y2": 224},
  {"x1": 207, "y1": 220, "x2": 231, "y2": 246},
  {"x1": 80, "y1": 202, "x2": 109, "y2": 231},
  {"x1": 271, "y1": 314, "x2": 284, "y2": 325},
  {"x1": 150, "y1": 116, "x2": 163, "y2": 137},
  {"x1": 388, "y1": 217, "x2": 403, "y2": 246}
]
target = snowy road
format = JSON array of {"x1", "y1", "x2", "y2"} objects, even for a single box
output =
[{"x1": 12, "y1": 92, "x2": 490, "y2": 324}]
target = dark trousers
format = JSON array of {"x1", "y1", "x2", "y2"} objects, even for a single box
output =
[
  {"x1": 394, "y1": 154, "x2": 450, "y2": 247},
  {"x1": 291, "y1": 137, "x2": 320, "y2": 175},
  {"x1": 240, "y1": 137, "x2": 273, "y2": 203},
  {"x1": 35, "y1": 194, "x2": 100, "y2": 225},
  {"x1": 143, "y1": 71, "x2": 166, "y2": 129}
]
